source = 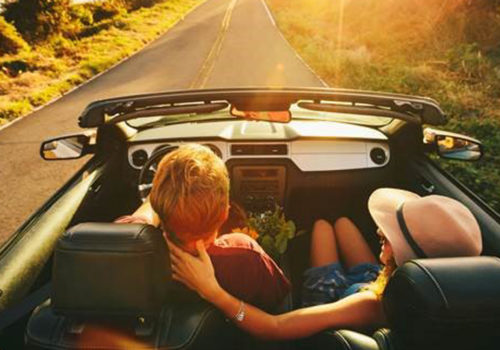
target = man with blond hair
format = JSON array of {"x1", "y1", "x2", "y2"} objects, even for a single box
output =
[{"x1": 117, "y1": 143, "x2": 290, "y2": 310}]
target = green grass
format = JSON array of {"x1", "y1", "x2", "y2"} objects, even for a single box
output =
[
  {"x1": 0, "y1": 0, "x2": 203, "y2": 125},
  {"x1": 267, "y1": 0, "x2": 500, "y2": 213}
]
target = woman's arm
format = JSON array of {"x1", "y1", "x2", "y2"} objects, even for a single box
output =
[
  {"x1": 115, "y1": 200, "x2": 160, "y2": 226},
  {"x1": 168, "y1": 241, "x2": 385, "y2": 340},
  {"x1": 132, "y1": 200, "x2": 160, "y2": 226}
]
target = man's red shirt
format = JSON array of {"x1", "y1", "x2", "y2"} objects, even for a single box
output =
[
  {"x1": 115, "y1": 215, "x2": 290, "y2": 310},
  {"x1": 208, "y1": 233, "x2": 290, "y2": 310}
]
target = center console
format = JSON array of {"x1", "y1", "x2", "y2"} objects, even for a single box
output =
[{"x1": 231, "y1": 166, "x2": 286, "y2": 212}]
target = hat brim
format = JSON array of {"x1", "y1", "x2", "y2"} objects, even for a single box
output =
[{"x1": 368, "y1": 188, "x2": 421, "y2": 266}]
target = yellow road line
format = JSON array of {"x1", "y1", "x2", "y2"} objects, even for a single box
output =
[{"x1": 190, "y1": 0, "x2": 238, "y2": 88}]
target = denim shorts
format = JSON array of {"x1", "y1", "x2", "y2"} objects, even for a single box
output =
[{"x1": 301, "y1": 262, "x2": 381, "y2": 307}]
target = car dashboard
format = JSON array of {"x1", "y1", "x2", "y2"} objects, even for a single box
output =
[{"x1": 127, "y1": 119, "x2": 391, "y2": 212}]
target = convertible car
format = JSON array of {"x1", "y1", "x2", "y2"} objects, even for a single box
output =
[{"x1": 0, "y1": 87, "x2": 499, "y2": 350}]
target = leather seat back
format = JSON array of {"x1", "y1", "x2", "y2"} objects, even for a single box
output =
[
  {"x1": 26, "y1": 223, "x2": 243, "y2": 350},
  {"x1": 53, "y1": 223, "x2": 170, "y2": 317},
  {"x1": 380, "y1": 256, "x2": 500, "y2": 350}
]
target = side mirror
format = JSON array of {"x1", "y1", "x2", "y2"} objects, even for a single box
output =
[
  {"x1": 423, "y1": 128, "x2": 483, "y2": 161},
  {"x1": 40, "y1": 132, "x2": 95, "y2": 160}
]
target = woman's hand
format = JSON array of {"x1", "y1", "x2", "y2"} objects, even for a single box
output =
[{"x1": 167, "y1": 240, "x2": 222, "y2": 301}]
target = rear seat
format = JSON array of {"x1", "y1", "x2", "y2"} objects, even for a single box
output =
[
  {"x1": 302, "y1": 256, "x2": 500, "y2": 350},
  {"x1": 25, "y1": 223, "x2": 243, "y2": 350},
  {"x1": 376, "y1": 256, "x2": 500, "y2": 350}
]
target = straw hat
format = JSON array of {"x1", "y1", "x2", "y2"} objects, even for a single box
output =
[{"x1": 368, "y1": 188, "x2": 482, "y2": 266}]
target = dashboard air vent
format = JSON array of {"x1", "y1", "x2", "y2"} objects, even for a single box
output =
[
  {"x1": 370, "y1": 147, "x2": 387, "y2": 165},
  {"x1": 131, "y1": 149, "x2": 148, "y2": 167},
  {"x1": 231, "y1": 144, "x2": 288, "y2": 156}
]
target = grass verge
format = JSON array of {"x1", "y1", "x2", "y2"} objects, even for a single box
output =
[
  {"x1": 0, "y1": 0, "x2": 204, "y2": 126},
  {"x1": 266, "y1": 0, "x2": 500, "y2": 212}
]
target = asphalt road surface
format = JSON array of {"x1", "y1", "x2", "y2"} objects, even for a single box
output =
[{"x1": 0, "y1": 0, "x2": 324, "y2": 244}]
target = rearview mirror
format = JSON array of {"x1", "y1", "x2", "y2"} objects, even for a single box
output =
[
  {"x1": 40, "y1": 132, "x2": 95, "y2": 160},
  {"x1": 423, "y1": 128, "x2": 483, "y2": 161},
  {"x1": 230, "y1": 105, "x2": 291, "y2": 123}
]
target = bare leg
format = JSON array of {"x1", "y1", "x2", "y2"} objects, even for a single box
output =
[
  {"x1": 310, "y1": 219, "x2": 339, "y2": 267},
  {"x1": 334, "y1": 217, "x2": 377, "y2": 269}
]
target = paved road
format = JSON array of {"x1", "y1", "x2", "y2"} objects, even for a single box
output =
[{"x1": 0, "y1": 0, "x2": 324, "y2": 244}]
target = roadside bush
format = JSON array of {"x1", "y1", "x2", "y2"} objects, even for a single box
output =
[
  {"x1": 123, "y1": 0, "x2": 163, "y2": 11},
  {"x1": 0, "y1": 58, "x2": 31, "y2": 77},
  {"x1": 0, "y1": 98, "x2": 31, "y2": 123},
  {"x1": 3, "y1": 0, "x2": 74, "y2": 42},
  {"x1": 0, "y1": 15, "x2": 29, "y2": 54},
  {"x1": 90, "y1": 0, "x2": 126, "y2": 22},
  {"x1": 69, "y1": 4, "x2": 94, "y2": 27},
  {"x1": 447, "y1": 43, "x2": 491, "y2": 82},
  {"x1": 78, "y1": 21, "x2": 113, "y2": 39},
  {"x1": 49, "y1": 34, "x2": 76, "y2": 58},
  {"x1": 0, "y1": 71, "x2": 9, "y2": 93}
]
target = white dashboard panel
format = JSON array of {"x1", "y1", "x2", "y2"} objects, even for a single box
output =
[
  {"x1": 290, "y1": 140, "x2": 389, "y2": 171},
  {"x1": 291, "y1": 140, "x2": 366, "y2": 154},
  {"x1": 292, "y1": 154, "x2": 369, "y2": 171},
  {"x1": 128, "y1": 140, "x2": 390, "y2": 171}
]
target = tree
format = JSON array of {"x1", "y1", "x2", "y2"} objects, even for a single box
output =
[
  {"x1": 2, "y1": 0, "x2": 73, "y2": 42},
  {"x1": 0, "y1": 15, "x2": 29, "y2": 54}
]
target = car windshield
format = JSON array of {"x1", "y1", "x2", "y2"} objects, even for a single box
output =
[
  {"x1": 126, "y1": 107, "x2": 393, "y2": 129},
  {"x1": 126, "y1": 112, "x2": 235, "y2": 129},
  {"x1": 291, "y1": 108, "x2": 393, "y2": 127}
]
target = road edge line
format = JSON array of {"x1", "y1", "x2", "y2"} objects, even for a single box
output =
[{"x1": 259, "y1": 0, "x2": 329, "y2": 88}]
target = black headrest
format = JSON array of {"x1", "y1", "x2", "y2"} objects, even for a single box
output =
[
  {"x1": 382, "y1": 256, "x2": 500, "y2": 348},
  {"x1": 53, "y1": 223, "x2": 170, "y2": 318}
]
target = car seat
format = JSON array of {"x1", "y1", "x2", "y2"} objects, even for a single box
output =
[
  {"x1": 304, "y1": 256, "x2": 500, "y2": 350},
  {"x1": 375, "y1": 256, "x2": 500, "y2": 350},
  {"x1": 25, "y1": 223, "x2": 244, "y2": 350}
]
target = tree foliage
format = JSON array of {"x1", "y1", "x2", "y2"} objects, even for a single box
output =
[
  {"x1": 2, "y1": 0, "x2": 74, "y2": 42},
  {"x1": 123, "y1": 0, "x2": 163, "y2": 11},
  {"x1": 0, "y1": 15, "x2": 28, "y2": 54},
  {"x1": 89, "y1": 0, "x2": 126, "y2": 22},
  {"x1": 1, "y1": 0, "x2": 164, "y2": 43}
]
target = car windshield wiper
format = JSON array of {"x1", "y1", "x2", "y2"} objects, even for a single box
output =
[
  {"x1": 298, "y1": 101, "x2": 421, "y2": 124},
  {"x1": 106, "y1": 102, "x2": 229, "y2": 125},
  {"x1": 292, "y1": 114, "x2": 392, "y2": 127}
]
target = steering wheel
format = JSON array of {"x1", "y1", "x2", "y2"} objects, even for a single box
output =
[{"x1": 137, "y1": 145, "x2": 178, "y2": 202}]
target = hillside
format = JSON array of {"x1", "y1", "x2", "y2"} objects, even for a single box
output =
[{"x1": 0, "y1": 0, "x2": 203, "y2": 125}]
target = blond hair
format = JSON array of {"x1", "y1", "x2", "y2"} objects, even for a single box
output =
[
  {"x1": 150, "y1": 144, "x2": 229, "y2": 243},
  {"x1": 364, "y1": 256, "x2": 397, "y2": 298}
]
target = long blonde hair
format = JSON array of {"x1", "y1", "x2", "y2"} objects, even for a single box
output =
[{"x1": 364, "y1": 256, "x2": 397, "y2": 298}]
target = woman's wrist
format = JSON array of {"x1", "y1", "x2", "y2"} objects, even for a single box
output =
[
  {"x1": 208, "y1": 286, "x2": 241, "y2": 320},
  {"x1": 201, "y1": 281, "x2": 224, "y2": 303}
]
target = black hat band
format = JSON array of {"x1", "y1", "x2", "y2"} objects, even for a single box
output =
[{"x1": 396, "y1": 203, "x2": 427, "y2": 259}]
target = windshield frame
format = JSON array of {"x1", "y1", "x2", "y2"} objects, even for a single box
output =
[{"x1": 78, "y1": 87, "x2": 447, "y2": 128}]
